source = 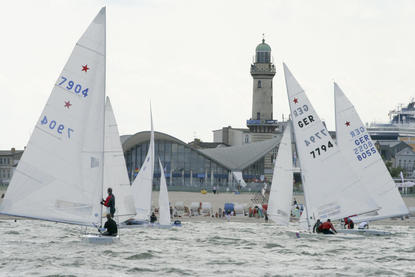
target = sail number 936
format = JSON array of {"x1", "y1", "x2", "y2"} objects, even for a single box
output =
[{"x1": 310, "y1": 141, "x2": 333, "y2": 159}]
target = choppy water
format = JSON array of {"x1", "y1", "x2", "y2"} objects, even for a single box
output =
[{"x1": 1, "y1": 219, "x2": 415, "y2": 276}]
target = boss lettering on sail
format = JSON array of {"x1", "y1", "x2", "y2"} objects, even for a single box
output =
[
  {"x1": 353, "y1": 134, "x2": 376, "y2": 161},
  {"x1": 40, "y1": 115, "x2": 74, "y2": 138},
  {"x1": 58, "y1": 76, "x2": 89, "y2": 97}
]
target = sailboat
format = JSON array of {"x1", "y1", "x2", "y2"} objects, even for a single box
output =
[
  {"x1": 334, "y1": 83, "x2": 409, "y2": 234},
  {"x1": 119, "y1": 108, "x2": 155, "y2": 227},
  {"x1": 157, "y1": 158, "x2": 174, "y2": 228},
  {"x1": 0, "y1": 8, "x2": 116, "y2": 243},
  {"x1": 267, "y1": 123, "x2": 294, "y2": 226},
  {"x1": 104, "y1": 97, "x2": 136, "y2": 222},
  {"x1": 283, "y1": 63, "x2": 379, "y2": 231}
]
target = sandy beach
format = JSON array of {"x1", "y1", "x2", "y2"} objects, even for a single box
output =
[{"x1": 1, "y1": 189, "x2": 415, "y2": 225}]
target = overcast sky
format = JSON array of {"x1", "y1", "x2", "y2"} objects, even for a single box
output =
[{"x1": 1, "y1": 0, "x2": 414, "y2": 149}]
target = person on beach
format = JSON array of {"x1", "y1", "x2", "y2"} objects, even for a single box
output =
[
  {"x1": 213, "y1": 186, "x2": 217, "y2": 194},
  {"x1": 313, "y1": 219, "x2": 322, "y2": 233},
  {"x1": 100, "y1": 188, "x2": 115, "y2": 218},
  {"x1": 318, "y1": 219, "x2": 337, "y2": 234},
  {"x1": 101, "y1": 214, "x2": 117, "y2": 236},
  {"x1": 150, "y1": 212, "x2": 157, "y2": 223}
]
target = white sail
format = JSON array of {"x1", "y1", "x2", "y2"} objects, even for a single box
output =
[
  {"x1": 103, "y1": 97, "x2": 136, "y2": 220},
  {"x1": 232, "y1": 171, "x2": 247, "y2": 187},
  {"x1": 334, "y1": 83, "x2": 409, "y2": 221},
  {"x1": 283, "y1": 63, "x2": 378, "y2": 225},
  {"x1": 131, "y1": 107, "x2": 155, "y2": 220},
  {"x1": 158, "y1": 158, "x2": 171, "y2": 226},
  {"x1": 0, "y1": 8, "x2": 106, "y2": 227},
  {"x1": 267, "y1": 123, "x2": 293, "y2": 226}
]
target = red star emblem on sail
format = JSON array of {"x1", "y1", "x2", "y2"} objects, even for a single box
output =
[
  {"x1": 82, "y1": 64, "x2": 89, "y2": 72},
  {"x1": 293, "y1": 98, "x2": 298, "y2": 104},
  {"x1": 345, "y1": 121, "x2": 350, "y2": 126},
  {"x1": 64, "y1": 101, "x2": 72, "y2": 108}
]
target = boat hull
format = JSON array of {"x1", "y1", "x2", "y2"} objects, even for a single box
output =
[
  {"x1": 337, "y1": 229, "x2": 391, "y2": 236},
  {"x1": 81, "y1": 234, "x2": 120, "y2": 244}
]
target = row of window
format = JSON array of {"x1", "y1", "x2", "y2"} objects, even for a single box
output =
[
  {"x1": 124, "y1": 139, "x2": 267, "y2": 187},
  {"x1": 398, "y1": 159, "x2": 415, "y2": 170},
  {"x1": 0, "y1": 157, "x2": 10, "y2": 165},
  {"x1": 0, "y1": 169, "x2": 11, "y2": 179}
]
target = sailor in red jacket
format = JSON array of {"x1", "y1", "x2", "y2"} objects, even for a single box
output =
[
  {"x1": 318, "y1": 219, "x2": 337, "y2": 234},
  {"x1": 100, "y1": 188, "x2": 116, "y2": 218}
]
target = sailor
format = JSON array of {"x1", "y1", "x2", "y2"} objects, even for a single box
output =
[
  {"x1": 344, "y1": 217, "x2": 354, "y2": 229},
  {"x1": 150, "y1": 212, "x2": 157, "y2": 223},
  {"x1": 101, "y1": 214, "x2": 118, "y2": 236},
  {"x1": 100, "y1": 188, "x2": 115, "y2": 218},
  {"x1": 358, "y1": 221, "x2": 369, "y2": 229},
  {"x1": 318, "y1": 219, "x2": 337, "y2": 234},
  {"x1": 313, "y1": 219, "x2": 322, "y2": 233}
]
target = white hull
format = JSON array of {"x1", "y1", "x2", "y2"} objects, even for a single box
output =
[
  {"x1": 81, "y1": 234, "x2": 120, "y2": 244},
  {"x1": 119, "y1": 221, "x2": 180, "y2": 229},
  {"x1": 337, "y1": 229, "x2": 391, "y2": 236}
]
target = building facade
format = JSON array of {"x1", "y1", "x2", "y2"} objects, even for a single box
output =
[
  {"x1": 0, "y1": 148, "x2": 24, "y2": 187},
  {"x1": 122, "y1": 131, "x2": 280, "y2": 190}
]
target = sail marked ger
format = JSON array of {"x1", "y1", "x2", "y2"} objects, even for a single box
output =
[
  {"x1": 334, "y1": 82, "x2": 409, "y2": 222},
  {"x1": 283, "y1": 63, "x2": 378, "y2": 225}
]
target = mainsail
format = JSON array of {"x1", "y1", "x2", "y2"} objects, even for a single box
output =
[
  {"x1": 0, "y1": 8, "x2": 107, "y2": 227},
  {"x1": 158, "y1": 159, "x2": 171, "y2": 226},
  {"x1": 104, "y1": 97, "x2": 136, "y2": 221},
  {"x1": 267, "y1": 123, "x2": 293, "y2": 226},
  {"x1": 334, "y1": 83, "x2": 409, "y2": 221},
  {"x1": 131, "y1": 107, "x2": 155, "y2": 220},
  {"x1": 283, "y1": 63, "x2": 378, "y2": 225}
]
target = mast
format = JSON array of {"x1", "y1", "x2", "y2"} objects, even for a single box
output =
[{"x1": 99, "y1": 7, "x2": 107, "y2": 228}]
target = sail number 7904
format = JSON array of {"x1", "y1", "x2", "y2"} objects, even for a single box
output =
[
  {"x1": 58, "y1": 76, "x2": 88, "y2": 97},
  {"x1": 310, "y1": 141, "x2": 333, "y2": 158},
  {"x1": 40, "y1": 115, "x2": 74, "y2": 139}
]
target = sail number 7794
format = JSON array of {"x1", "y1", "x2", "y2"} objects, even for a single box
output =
[{"x1": 310, "y1": 141, "x2": 334, "y2": 159}]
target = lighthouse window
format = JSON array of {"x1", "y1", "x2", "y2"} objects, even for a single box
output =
[{"x1": 257, "y1": 80, "x2": 262, "y2": 88}]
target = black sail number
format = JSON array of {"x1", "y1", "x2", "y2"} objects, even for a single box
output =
[{"x1": 310, "y1": 141, "x2": 334, "y2": 159}]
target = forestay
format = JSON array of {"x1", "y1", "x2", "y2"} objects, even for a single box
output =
[
  {"x1": 104, "y1": 97, "x2": 136, "y2": 221},
  {"x1": 0, "y1": 8, "x2": 107, "y2": 226},
  {"x1": 158, "y1": 159, "x2": 171, "y2": 226},
  {"x1": 267, "y1": 123, "x2": 293, "y2": 226},
  {"x1": 283, "y1": 64, "x2": 378, "y2": 225},
  {"x1": 131, "y1": 107, "x2": 155, "y2": 220},
  {"x1": 334, "y1": 83, "x2": 408, "y2": 221}
]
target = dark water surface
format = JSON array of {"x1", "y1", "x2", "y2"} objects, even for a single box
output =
[{"x1": 0, "y1": 219, "x2": 414, "y2": 276}]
